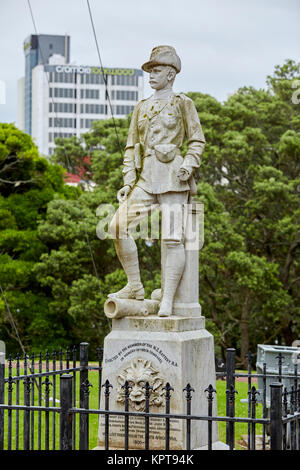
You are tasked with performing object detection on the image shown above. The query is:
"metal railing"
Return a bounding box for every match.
[0,344,299,451]
[0,343,103,450]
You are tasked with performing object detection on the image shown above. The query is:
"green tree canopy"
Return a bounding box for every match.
[35,59,299,365]
[0,124,77,353]
[1,60,299,365]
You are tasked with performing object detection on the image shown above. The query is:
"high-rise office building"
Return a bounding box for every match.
[21,34,70,136]
[17,34,143,156]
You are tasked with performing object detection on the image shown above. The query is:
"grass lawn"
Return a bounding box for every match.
[2,366,263,450]
[215,379,264,450]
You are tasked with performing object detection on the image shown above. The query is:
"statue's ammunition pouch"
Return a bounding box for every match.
[154,144,177,163]
[134,143,178,169]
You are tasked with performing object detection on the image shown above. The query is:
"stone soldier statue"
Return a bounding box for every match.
[109,45,205,317]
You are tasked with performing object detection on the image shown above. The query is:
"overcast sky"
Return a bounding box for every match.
[0,0,299,123]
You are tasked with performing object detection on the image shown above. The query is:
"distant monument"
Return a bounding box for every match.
[97,46,224,450]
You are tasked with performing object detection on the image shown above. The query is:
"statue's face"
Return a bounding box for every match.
[149,65,175,90]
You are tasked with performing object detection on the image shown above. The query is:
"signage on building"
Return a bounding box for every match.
[54,65,137,76]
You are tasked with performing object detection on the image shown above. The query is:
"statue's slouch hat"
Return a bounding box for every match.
[142,45,181,74]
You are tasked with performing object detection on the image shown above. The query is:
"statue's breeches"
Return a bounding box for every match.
[109,186,189,243]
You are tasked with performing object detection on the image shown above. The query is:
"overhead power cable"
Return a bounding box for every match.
[0,0,119,361]
[26,0,101,280]
[0,284,26,356]
[86,0,124,158]
[27,1,111,331]
[0,283,44,395]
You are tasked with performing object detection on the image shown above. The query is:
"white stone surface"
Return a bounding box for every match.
[104,298,159,319]
[196,441,229,450]
[112,315,205,332]
[159,199,204,318]
[97,47,221,451]
[98,316,219,450]
[108,46,205,319]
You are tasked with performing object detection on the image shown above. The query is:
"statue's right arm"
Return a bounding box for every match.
[121,102,142,190]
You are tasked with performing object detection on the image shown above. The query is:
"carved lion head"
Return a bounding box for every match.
[117,358,164,411]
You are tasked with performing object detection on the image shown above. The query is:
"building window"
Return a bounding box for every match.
[53,71,76,84]
[116,90,138,101]
[80,89,100,99]
[111,75,138,86]
[49,102,75,113]
[81,73,105,85]
[49,118,76,128]
[49,87,75,98]
[116,105,134,115]
[52,132,76,140]
[80,103,105,114]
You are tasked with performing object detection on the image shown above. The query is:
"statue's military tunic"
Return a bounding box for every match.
[122,93,205,195]
[112,92,206,242]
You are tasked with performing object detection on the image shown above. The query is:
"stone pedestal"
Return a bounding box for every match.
[97,315,220,450]
[96,197,226,450]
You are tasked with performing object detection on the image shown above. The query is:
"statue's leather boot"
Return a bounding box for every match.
[158,242,185,317]
[108,283,145,300]
[157,298,173,317]
[111,237,144,299]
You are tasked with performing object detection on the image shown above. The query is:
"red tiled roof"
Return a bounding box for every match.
[63,156,92,184]
[64,173,81,183]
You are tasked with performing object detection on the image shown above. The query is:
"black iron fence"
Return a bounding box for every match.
[0,343,103,450]
[0,344,299,451]
[223,348,300,450]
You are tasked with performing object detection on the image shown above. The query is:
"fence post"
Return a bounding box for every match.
[270,383,283,450]
[0,351,4,450]
[23,375,31,450]
[103,379,113,450]
[183,383,194,451]
[97,346,103,409]
[60,374,73,450]
[122,381,131,451]
[205,384,216,451]
[226,348,235,447]
[79,342,89,450]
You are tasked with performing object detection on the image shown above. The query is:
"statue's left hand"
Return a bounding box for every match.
[177,167,191,181]
[117,185,131,202]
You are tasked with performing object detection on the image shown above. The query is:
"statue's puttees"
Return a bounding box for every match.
[108,46,205,317]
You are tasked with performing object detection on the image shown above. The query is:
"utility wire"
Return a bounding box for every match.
[0,0,115,369]
[0,284,25,356]
[27,1,112,333]
[0,283,44,395]
[86,0,124,158]
[27,0,76,154]
[26,0,102,282]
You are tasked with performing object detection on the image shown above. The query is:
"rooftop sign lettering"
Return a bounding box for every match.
[55,65,136,76]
